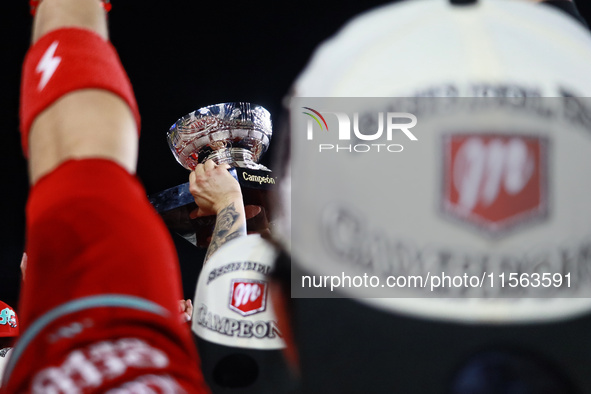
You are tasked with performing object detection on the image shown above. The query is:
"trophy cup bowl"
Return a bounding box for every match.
[149,102,276,247]
[167,102,272,171]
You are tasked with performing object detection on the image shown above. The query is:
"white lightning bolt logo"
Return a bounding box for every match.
[36,41,62,91]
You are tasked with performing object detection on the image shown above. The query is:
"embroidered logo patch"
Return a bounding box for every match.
[442,134,548,236]
[0,308,17,328]
[229,279,268,317]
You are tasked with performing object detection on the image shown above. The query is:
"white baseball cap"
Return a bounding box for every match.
[192,234,284,350]
[275,0,591,324]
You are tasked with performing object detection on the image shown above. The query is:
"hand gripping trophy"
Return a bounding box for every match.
[149,102,276,247]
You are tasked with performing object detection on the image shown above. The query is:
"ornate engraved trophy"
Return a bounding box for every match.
[149,102,276,247]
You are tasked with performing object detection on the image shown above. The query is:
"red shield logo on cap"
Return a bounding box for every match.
[442,134,548,236]
[229,279,267,316]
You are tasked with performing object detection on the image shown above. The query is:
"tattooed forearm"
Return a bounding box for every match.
[204,202,246,262]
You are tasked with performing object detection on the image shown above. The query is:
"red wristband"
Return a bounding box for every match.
[20,27,140,156]
[29,0,111,15]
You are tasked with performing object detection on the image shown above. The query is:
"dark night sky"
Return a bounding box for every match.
[2,0,591,310]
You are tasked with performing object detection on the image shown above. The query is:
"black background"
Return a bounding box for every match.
[1,0,591,312]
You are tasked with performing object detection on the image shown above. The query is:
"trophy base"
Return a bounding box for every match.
[149,167,277,248]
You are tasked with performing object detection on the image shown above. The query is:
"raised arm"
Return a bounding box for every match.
[7,1,208,391]
[189,160,247,262]
[25,0,139,185]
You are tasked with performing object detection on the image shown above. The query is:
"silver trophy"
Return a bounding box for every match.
[167,102,272,171]
[149,102,276,247]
